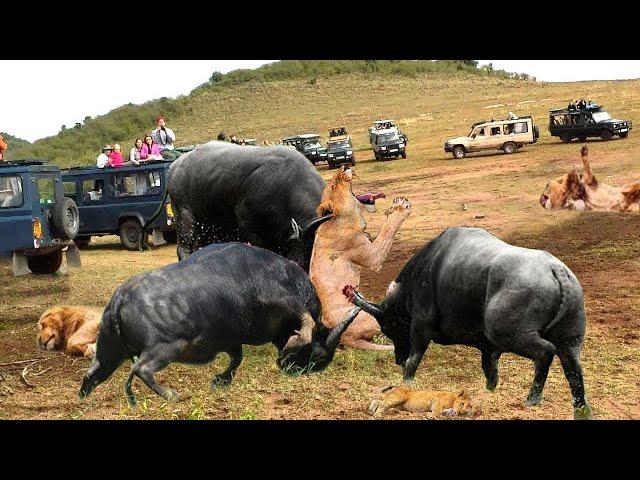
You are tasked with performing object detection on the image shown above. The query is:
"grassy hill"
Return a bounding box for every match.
[0,132,31,157]
[5,60,533,168]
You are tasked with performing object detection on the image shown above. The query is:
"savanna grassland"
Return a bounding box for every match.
[1,71,639,420]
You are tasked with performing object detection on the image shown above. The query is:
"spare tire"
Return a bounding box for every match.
[51,197,79,240]
[533,125,540,140]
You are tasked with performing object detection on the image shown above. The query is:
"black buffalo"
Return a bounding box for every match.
[79,242,361,406]
[345,227,592,419]
[165,142,327,271]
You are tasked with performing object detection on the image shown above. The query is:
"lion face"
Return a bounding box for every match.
[453,391,474,416]
[36,308,66,351]
[317,167,367,229]
[540,171,586,210]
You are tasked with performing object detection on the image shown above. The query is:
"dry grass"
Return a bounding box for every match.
[1,73,639,419]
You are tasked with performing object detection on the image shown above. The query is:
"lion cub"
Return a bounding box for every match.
[368,385,477,417]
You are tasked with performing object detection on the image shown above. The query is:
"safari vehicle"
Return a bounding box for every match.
[368,120,408,146]
[0,160,81,276]
[282,134,328,164]
[61,159,176,251]
[371,128,407,160]
[549,103,632,142]
[326,137,355,168]
[444,116,539,159]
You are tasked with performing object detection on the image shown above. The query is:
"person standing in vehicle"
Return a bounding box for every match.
[0,133,7,161]
[96,145,112,168]
[129,138,144,165]
[151,116,177,159]
[108,144,124,167]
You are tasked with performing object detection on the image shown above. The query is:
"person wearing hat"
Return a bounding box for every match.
[217,131,226,141]
[96,144,112,168]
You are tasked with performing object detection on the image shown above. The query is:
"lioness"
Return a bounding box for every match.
[309,167,411,350]
[37,306,103,358]
[540,145,640,211]
[368,385,478,417]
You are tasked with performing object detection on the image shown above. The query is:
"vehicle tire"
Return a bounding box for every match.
[452,146,466,159]
[120,219,144,251]
[401,151,407,159]
[51,197,80,240]
[327,161,336,169]
[578,136,587,142]
[560,134,572,143]
[163,230,178,244]
[600,130,612,141]
[74,235,91,249]
[503,142,516,154]
[619,132,629,139]
[27,250,63,274]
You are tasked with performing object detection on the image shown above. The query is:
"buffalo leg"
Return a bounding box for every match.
[131,341,185,402]
[175,206,196,261]
[481,348,502,392]
[403,329,431,383]
[212,346,243,387]
[506,334,555,406]
[557,345,592,419]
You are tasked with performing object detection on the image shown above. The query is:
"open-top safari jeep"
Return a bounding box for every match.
[0,160,81,276]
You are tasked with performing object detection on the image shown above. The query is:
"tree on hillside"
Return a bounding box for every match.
[460,60,479,68]
[210,71,223,84]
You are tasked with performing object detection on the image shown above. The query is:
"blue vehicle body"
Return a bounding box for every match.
[60,159,175,249]
[1,160,81,275]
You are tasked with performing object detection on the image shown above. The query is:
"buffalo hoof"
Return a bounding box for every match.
[485,380,498,392]
[525,394,542,407]
[402,377,415,386]
[574,404,593,420]
[211,374,233,389]
[162,388,181,402]
[126,393,138,408]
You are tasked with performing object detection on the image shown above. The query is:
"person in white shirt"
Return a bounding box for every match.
[96,145,112,168]
[151,116,177,159]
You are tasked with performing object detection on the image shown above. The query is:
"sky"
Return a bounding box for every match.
[2,60,640,143]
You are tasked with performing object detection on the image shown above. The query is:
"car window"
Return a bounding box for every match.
[37,177,56,204]
[552,115,566,125]
[111,171,162,197]
[83,179,104,202]
[490,126,502,136]
[569,114,580,125]
[592,111,612,122]
[0,176,24,208]
[474,127,486,137]
[63,181,76,199]
[513,122,529,134]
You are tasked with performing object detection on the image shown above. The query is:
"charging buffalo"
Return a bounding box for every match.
[79,242,360,406]
[163,142,327,271]
[344,227,592,419]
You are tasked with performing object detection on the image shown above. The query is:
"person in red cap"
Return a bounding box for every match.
[0,134,8,161]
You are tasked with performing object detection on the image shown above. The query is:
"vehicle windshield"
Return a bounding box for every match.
[377,133,400,144]
[303,142,323,150]
[591,111,612,122]
[329,141,351,151]
[0,176,24,208]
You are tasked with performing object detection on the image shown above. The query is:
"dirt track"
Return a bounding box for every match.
[1,134,639,420]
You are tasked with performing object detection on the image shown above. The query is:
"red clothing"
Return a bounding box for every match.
[141,142,161,159]
[108,151,124,167]
[0,134,7,160]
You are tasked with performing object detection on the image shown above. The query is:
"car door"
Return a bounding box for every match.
[469,127,488,152]
[488,125,503,148]
[0,173,32,252]
[78,176,111,233]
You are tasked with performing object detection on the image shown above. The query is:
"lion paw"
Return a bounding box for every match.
[84,343,97,358]
[386,197,411,217]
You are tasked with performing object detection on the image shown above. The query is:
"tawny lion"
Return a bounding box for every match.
[309,167,411,350]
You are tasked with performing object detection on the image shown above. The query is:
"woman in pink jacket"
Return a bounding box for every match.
[141,135,163,161]
[108,144,124,167]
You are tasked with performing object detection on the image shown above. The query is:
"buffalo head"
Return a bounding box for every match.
[277,306,361,374]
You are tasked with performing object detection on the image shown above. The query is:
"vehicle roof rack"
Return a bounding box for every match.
[0,159,46,168]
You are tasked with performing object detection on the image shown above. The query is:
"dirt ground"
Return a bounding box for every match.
[2,121,640,420]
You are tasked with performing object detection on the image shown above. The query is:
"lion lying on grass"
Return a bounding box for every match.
[368,385,480,417]
[36,306,103,358]
[540,145,640,211]
[309,167,411,350]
